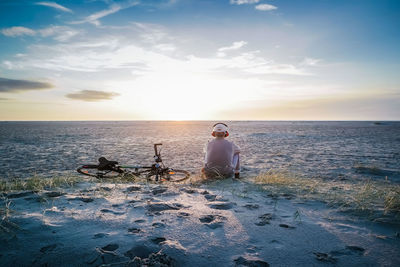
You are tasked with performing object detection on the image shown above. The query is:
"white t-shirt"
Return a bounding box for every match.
[204,138,240,174]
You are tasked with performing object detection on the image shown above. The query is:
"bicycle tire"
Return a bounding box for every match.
[77,164,123,179]
[164,169,190,182]
[145,169,190,182]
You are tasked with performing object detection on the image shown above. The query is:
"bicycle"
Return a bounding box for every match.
[77,143,190,182]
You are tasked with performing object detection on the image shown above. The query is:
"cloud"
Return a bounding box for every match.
[35,2,73,13]
[3,24,309,77]
[1,27,36,37]
[218,41,248,52]
[0,77,54,93]
[255,4,277,11]
[154,43,176,52]
[230,0,260,5]
[39,26,81,41]
[71,1,139,26]
[300,57,321,66]
[1,25,80,41]
[66,90,120,102]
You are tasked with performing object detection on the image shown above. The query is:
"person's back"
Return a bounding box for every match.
[202,123,240,178]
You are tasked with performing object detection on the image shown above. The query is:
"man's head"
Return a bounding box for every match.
[212,123,229,138]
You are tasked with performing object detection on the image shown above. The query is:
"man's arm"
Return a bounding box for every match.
[232,143,240,178]
[202,141,209,173]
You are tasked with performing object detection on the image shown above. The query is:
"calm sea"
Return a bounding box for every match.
[0,121,399,182]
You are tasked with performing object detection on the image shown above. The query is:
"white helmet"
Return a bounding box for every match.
[212,122,229,137]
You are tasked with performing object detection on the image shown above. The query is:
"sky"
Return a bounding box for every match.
[0,0,399,121]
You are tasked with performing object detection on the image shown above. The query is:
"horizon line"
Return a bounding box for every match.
[1,119,399,122]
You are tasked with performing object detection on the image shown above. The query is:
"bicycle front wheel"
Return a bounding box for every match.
[77,165,122,179]
[162,169,190,182]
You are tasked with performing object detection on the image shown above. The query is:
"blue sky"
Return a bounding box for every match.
[0,0,399,120]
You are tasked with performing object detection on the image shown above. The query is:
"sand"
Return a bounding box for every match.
[1,179,400,266]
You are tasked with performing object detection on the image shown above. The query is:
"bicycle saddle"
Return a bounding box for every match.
[98,157,118,170]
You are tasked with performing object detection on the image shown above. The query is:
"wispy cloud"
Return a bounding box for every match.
[35,2,73,13]
[230,0,260,5]
[1,27,36,37]
[217,41,248,57]
[255,4,277,11]
[71,1,139,26]
[66,90,120,102]
[0,77,54,93]
[300,57,321,66]
[38,26,81,42]
[218,41,248,52]
[1,25,81,42]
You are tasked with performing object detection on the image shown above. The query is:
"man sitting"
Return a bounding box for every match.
[202,123,240,178]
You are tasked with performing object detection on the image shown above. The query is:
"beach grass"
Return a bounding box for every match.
[0,175,82,193]
[255,170,400,220]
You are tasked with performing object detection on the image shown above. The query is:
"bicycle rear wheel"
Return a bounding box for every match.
[77,165,123,179]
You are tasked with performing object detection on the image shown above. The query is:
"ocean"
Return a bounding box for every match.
[0,121,399,182]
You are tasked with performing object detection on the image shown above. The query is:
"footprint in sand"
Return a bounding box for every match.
[128,227,141,234]
[199,215,222,223]
[100,209,125,215]
[177,212,190,217]
[234,256,269,267]
[75,197,94,203]
[181,188,197,194]
[44,191,66,198]
[124,245,157,259]
[100,186,112,192]
[146,202,183,213]
[243,204,260,210]
[279,223,295,229]
[152,222,165,228]
[199,215,226,229]
[208,202,234,210]
[152,187,168,195]
[255,214,273,226]
[204,194,217,201]
[93,233,109,239]
[7,191,35,199]
[313,252,337,263]
[346,245,365,255]
[125,185,141,192]
[101,243,119,252]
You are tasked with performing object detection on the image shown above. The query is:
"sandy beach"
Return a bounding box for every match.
[1,177,399,267]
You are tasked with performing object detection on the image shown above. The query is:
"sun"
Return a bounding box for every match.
[111,71,251,120]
